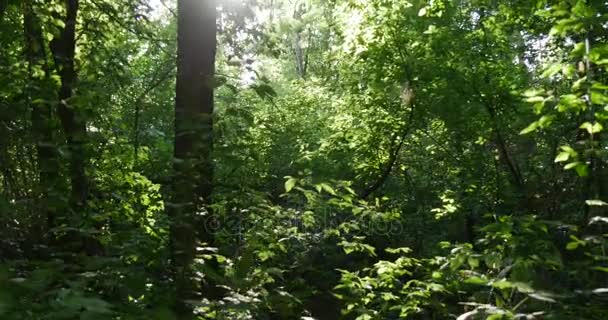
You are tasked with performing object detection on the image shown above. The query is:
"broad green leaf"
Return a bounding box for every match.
[541,63,563,78]
[554,152,569,163]
[467,256,480,269]
[560,145,577,155]
[492,280,512,289]
[592,266,608,272]
[464,276,487,285]
[528,292,556,303]
[585,200,608,206]
[564,161,581,170]
[579,122,602,134]
[320,183,337,195]
[589,216,608,224]
[591,91,608,105]
[284,177,297,192]
[520,121,539,134]
[575,163,589,177]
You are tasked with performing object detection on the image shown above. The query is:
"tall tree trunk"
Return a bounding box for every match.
[294,31,306,78]
[172,0,217,316]
[48,0,102,256]
[23,0,63,239]
[49,0,88,213]
[292,1,306,78]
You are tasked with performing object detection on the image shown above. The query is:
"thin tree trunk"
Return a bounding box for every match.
[23,0,62,236]
[172,0,218,316]
[49,0,88,213]
[294,31,305,78]
[48,0,102,256]
[292,1,306,78]
[484,103,526,199]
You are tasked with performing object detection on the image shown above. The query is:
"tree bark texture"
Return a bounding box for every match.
[171,0,218,316]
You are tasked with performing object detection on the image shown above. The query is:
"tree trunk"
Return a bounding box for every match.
[0,0,8,22]
[292,2,306,78]
[23,0,63,238]
[172,0,217,316]
[49,0,88,213]
[294,31,306,78]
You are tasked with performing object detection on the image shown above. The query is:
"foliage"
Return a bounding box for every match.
[0,0,607,319]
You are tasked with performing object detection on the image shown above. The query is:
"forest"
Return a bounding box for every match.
[0,0,607,319]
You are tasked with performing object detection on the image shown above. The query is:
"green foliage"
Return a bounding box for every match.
[1,0,608,319]
[335,214,608,319]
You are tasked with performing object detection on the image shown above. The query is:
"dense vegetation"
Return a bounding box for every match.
[1,0,607,319]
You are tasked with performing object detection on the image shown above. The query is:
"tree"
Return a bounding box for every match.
[171,0,218,316]
[23,0,61,237]
[2,0,608,319]
[49,0,90,224]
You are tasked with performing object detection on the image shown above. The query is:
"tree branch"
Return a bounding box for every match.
[359,103,416,199]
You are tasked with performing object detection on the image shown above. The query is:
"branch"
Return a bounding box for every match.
[359,103,416,199]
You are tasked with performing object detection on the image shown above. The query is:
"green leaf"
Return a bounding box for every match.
[252,83,277,101]
[528,292,556,303]
[541,63,563,78]
[284,177,297,192]
[585,200,608,206]
[525,96,545,103]
[492,280,512,289]
[589,216,608,224]
[467,256,480,269]
[320,183,337,195]
[566,241,579,250]
[464,276,487,285]
[385,247,412,254]
[575,163,589,177]
[524,89,545,97]
[561,145,577,155]
[513,282,534,293]
[580,122,603,134]
[591,91,608,105]
[564,161,581,170]
[520,121,539,135]
[554,152,570,163]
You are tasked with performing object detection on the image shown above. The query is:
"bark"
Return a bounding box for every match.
[0,0,7,22]
[292,2,306,78]
[49,0,88,212]
[172,0,218,315]
[23,0,62,234]
[294,31,306,78]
